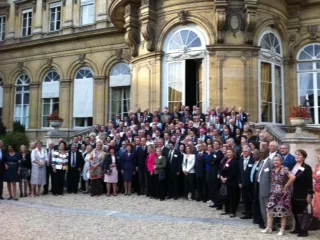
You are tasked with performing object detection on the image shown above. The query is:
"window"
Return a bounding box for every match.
[109,63,131,119]
[168,29,202,52]
[22,9,32,37]
[74,67,93,127]
[15,74,30,128]
[297,44,320,125]
[42,71,60,127]
[0,78,3,122]
[49,2,61,32]
[81,0,94,25]
[0,16,5,41]
[258,31,284,124]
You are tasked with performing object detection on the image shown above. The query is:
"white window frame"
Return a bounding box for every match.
[49,2,62,32]
[161,24,209,112]
[21,9,32,37]
[109,87,131,120]
[297,43,320,125]
[258,30,285,125]
[80,0,95,26]
[42,98,60,128]
[14,74,30,128]
[0,15,6,41]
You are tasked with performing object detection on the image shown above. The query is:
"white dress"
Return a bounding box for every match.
[31,148,48,185]
[82,153,91,181]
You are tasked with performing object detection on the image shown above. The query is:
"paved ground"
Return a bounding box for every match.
[0,190,319,240]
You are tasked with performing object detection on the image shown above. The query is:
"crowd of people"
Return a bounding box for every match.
[0,105,320,237]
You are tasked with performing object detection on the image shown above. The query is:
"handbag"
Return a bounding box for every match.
[219,183,228,200]
[297,204,314,232]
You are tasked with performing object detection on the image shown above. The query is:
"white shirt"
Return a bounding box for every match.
[182,154,195,173]
[243,157,249,170]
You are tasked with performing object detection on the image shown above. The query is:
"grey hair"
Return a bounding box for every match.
[273,154,283,162]
[71,143,78,148]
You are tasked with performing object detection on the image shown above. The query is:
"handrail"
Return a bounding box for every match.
[69,126,96,139]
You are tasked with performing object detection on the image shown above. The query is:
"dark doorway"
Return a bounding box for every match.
[185,59,202,108]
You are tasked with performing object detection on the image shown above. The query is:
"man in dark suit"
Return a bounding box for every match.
[209,140,224,209]
[67,144,84,194]
[43,142,55,195]
[238,107,248,123]
[238,146,255,219]
[250,149,263,225]
[195,144,207,202]
[135,137,148,195]
[166,141,181,200]
[235,114,244,130]
[280,144,296,170]
[0,140,5,200]
[227,119,238,137]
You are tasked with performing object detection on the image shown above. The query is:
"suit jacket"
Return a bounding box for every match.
[282,153,296,170]
[167,149,181,174]
[67,151,84,170]
[239,112,248,122]
[238,155,255,187]
[258,157,274,197]
[103,154,120,172]
[154,156,167,175]
[120,151,136,171]
[211,150,224,175]
[292,162,313,200]
[161,146,170,160]
[135,146,148,171]
[195,152,207,178]
[219,158,239,187]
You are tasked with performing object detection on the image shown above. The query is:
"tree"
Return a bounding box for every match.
[2,132,29,152]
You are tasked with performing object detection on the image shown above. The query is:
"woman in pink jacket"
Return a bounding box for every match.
[146,145,157,198]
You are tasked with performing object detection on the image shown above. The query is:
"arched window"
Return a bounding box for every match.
[258,31,284,124]
[0,77,3,122]
[297,44,320,124]
[162,25,208,112]
[15,74,30,128]
[73,67,93,127]
[109,63,131,120]
[42,70,60,127]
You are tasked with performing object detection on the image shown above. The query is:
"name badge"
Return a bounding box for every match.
[174,154,178,157]
[317,171,320,175]
[214,154,217,158]
[299,167,305,171]
[264,168,270,172]
[248,164,253,167]
[256,167,259,171]
[226,164,229,167]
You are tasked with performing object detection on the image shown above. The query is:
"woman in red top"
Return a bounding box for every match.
[146,145,156,198]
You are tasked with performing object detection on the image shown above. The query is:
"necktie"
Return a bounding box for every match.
[49,150,52,166]
[169,151,173,163]
[72,152,76,167]
[244,158,248,170]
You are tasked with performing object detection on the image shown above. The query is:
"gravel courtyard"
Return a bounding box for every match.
[0,191,319,240]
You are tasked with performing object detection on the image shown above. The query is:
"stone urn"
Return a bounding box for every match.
[289,118,306,133]
[49,120,63,130]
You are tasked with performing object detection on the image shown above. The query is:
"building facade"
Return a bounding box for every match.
[0,0,319,141]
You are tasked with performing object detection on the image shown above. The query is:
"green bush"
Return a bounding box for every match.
[0,121,6,137]
[13,120,25,133]
[2,132,29,152]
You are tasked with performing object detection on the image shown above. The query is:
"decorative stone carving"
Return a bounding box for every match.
[140,0,156,52]
[17,62,24,73]
[47,57,53,67]
[124,4,139,57]
[271,16,280,29]
[284,57,296,67]
[244,0,258,44]
[178,10,188,25]
[309,25,318,40]
[259,49,283,64]
[214,0,228,44]
[79,53,86,63]
[43,0,47,11]
[62,0,66,7]
[287,30,301,67]
[165,50,206,62]
[226,8,245,38]
[115,49,123,60]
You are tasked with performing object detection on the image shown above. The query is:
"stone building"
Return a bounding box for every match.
[0,0,319,141]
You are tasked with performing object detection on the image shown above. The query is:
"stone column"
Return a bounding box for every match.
[94,76,106,125]
[60,79,72,129]
[32,0,43,36]
[63,0,74,34]
[29,83,40,129]
[5,1,15,42]
[104,76,109,125]
[2,84,13,130]
[96,0,108,29]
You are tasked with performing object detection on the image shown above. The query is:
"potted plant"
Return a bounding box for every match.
[288,106,310,133]
[47,112,64,129]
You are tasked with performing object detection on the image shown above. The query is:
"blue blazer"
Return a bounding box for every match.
[120,151,136,171]
[282,153,296,170]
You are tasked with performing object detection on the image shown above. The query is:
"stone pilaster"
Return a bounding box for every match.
[94,76,106,125]
[32,0,43,36]
[140,0,156,53]
[96,0,108,29]
[2,84,13,130]
[63,0,74,34]
[60,79,72,129]
[5,1,15,41]
[29,82,40,129]
[124,4,139,57]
